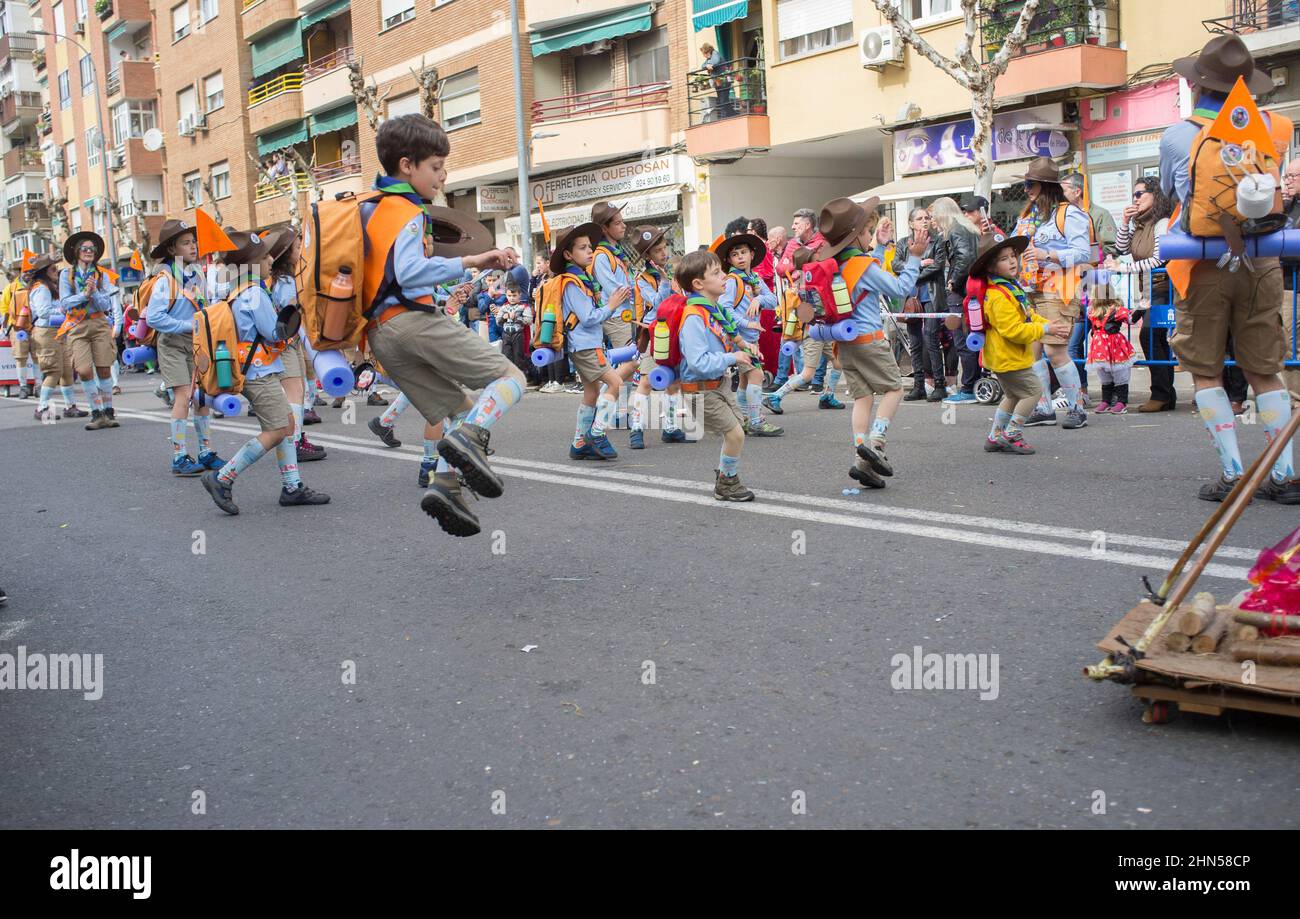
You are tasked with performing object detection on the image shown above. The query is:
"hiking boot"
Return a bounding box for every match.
[994,432,1036,455]
[570,437,600,460]
[1024,409,1057,427]
[1062,408,1088,430]
[587,433,618,460]
[201,470,239,516]
[438,422,505,497]
[367,391,389,406]
[629,429,645,449]
[103,407,120,428]
[155,384,172,407]
[18,384,31,399]
[1198,475,1242,503]
[747,418,785,436]
[1256,477,1300,505]
[421,473,481,537]
[927,385,948,402]
[1138,399,1173,413]
[855,440,894,477]
[903,384,928,402]
[302,408,322,425]
[714,471,755,502]
[171,454,205,477]
[63,404,87,418]
[279,483,331,506]
[418,458,438,488]
[849,459,886,489]
[368,415,401,448]
[85,410,112,431]
[762,394,784,415]
[331,397,345,408]
[198,450,226,470]
[819,394,845,409]
[662,427,687,443]
[112,385,122,396]
[295,435,326,461]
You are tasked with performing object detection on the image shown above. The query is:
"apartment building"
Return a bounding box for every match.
[1,0,52,265]
[36,0,163,270]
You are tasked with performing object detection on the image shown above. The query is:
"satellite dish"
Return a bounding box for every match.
[142,128,164,152]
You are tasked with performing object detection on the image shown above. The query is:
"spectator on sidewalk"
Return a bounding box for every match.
[775,208,826,277]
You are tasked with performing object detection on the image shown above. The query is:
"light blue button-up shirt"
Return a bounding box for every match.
[845,253,921,333]
[634,270,673,326]
[592,242,631,309]
[678,300,740,382]
[560,271,610,352]
[28,283,61,326]
[232,281,284,379]
[146,263,207,335]
[59,266,118,315]
[718,271,776,344]
[371,212,465,310]
[1032,204,1093,269]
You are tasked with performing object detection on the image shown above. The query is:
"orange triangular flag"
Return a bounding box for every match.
[129,249,144,272]
[708,234,725,253]
[20,249,35,271]
[195,208,236,256]
[101,267,120,283]
[533,188,551,246]
[1206,76,1276,158]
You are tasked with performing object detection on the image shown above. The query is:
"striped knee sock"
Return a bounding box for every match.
[274,438,302,490]
[745,383,762,424]
[591,394,618,437]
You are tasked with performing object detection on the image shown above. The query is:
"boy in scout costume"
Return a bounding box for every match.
[25,253,84,420]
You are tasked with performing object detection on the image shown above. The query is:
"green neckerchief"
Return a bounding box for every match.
[566,264,601,297]
[167,259,206,307]
[597,240,631,269]
[688,294,740,338]
[728,266,760,288]
[990,277,1034,318]
[836,246,868,263]
[642,263,665,285]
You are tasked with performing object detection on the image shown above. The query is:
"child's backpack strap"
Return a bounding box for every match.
[840,255,880,310]
[359,192,435,317]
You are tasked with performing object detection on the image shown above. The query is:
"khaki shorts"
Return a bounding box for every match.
[689,383,742,436]
[637,349,657,377]
[157,331,194,387]
[801,335,834,368]
[241,372,291,433]
[994,366,1041,404]
[280,337,306,380]
[1031,293,1079,347]
[838,337,903,399]
[11,331,30,365]
[603,315,634,349]
[32,326,72,385]
[368,308,513,426]
[65,312,115,370]
[571,347,610,385]
[1171,259,1286,378]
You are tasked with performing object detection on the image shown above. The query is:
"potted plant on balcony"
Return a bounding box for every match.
[1085,0,1107,45]
[95,0,112,20]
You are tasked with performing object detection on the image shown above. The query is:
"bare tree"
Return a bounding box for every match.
[347,56,392,131]
[48,195,71,246]
[872,0,1041,201]
[200,175,225,228]
[247,151,302,230]
[411,58,439,120]
[286,146,324,202]
[132,194,153,267]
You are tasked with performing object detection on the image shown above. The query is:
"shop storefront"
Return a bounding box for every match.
[1080,78,1181,228]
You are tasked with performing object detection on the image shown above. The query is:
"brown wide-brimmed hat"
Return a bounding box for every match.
[425,206,494,258]
[631,225,669,257]
[221,230,272,267]
[63,231,105,266]
[591,201,626,227]
[712,231,767,268]
[815,196,879,261]
[551,222,604,275]
[264,225,298,264]
[969,232,1031,280]
[23,252,59,280]
[150,218,197,259]
[1018,156,1062,185]
[1173,34,1273,96]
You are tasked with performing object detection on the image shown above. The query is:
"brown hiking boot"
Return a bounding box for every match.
[103,407,120,428]
[714,470,755,502]
[438,422,503,499]
[84,410,112,431]
[421,472,481,536]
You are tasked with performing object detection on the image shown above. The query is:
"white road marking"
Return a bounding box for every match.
[88,405,1252,581]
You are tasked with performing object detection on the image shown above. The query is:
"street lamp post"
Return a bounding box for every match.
[32,30,117,269]
[509,0,531,271]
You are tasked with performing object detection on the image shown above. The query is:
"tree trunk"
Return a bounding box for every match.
[970,85,995,203]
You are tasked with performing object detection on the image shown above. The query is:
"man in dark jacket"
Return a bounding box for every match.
[940,218,981,403]
[894,207,947,401]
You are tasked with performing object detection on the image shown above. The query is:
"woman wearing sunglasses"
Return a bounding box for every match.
[58,232,121,430]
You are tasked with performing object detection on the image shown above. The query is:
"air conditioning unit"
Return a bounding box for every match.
[109,151,125,170]
[177,116,194,137]
[860,25,904,71]
[74,21,86,36]
[192,112,207,130]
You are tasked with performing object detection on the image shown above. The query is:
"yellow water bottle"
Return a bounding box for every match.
[653,319,671,363]
[831,275,850,317]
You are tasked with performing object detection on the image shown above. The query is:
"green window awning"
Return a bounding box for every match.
[302,0,349,30]
[309,101,357,135]
[107,22,128,42]
[529,2,653,57]
[251,21,305,79]
[257,120,308,155]
[691,0,747,31]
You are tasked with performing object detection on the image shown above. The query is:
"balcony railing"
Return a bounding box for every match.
[981,0,1120,58]
[1205,0,1300,34]
[249,72,303,106]
[1,91,44,126]
[0,33,38,59]
[311,156,361,184]
[3,147,44,174]
[106,67,121,97]
[687,57,766,128]
[532,81,669,124]
[255,171,311,201]
[304,46,354,80]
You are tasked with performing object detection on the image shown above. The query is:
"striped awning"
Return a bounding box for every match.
[530,3,653,57]
[251,21,305,79]
[302,0,349,30]
[691,0,747,32]
[309,101,358,135]
[257,120,308,155]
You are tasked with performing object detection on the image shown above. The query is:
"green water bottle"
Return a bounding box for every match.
[214,341,234,389]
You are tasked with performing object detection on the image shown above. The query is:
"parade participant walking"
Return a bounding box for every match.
[627,225,684,448]
[1013,157,1092,429]
[717,230,786,432]
[58,232,121,430]
[1160,34,1297,503]
[266,226,325,462]
[144,218,224,474]
[1,265,34,398]
[814,197,924,490]
[591,202,637,391]
[1110,176,1177,412]
[25,253,84,421]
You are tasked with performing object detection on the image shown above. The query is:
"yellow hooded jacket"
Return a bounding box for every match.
[981,281,1051,374]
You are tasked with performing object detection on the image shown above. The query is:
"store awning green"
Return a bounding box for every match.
[257,120,308,155]
[309,101,357,135]
[302,0,349,30]
[107,22,128,42]
[529,2,653,57]
[251,21,305,79]
[691,0,747,31]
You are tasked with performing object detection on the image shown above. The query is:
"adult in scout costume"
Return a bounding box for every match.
[591,201,641,389]
[2,256,33,398]
[1160,34,1297,504]
[57,231,121,430]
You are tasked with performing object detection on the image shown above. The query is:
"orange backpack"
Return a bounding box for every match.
[10,286,31,332]
[530,274,584,349]
[1183,98,1291,238]
[192,282,279,396]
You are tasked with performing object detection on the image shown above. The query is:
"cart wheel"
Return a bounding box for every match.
[1142,701,1172,724]
[762,369,773,388]
[973,377,1002,404]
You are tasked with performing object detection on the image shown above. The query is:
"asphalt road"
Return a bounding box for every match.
[1,370,1297,829]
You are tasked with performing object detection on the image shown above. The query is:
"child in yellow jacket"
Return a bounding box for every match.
[969,234,1071,455]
